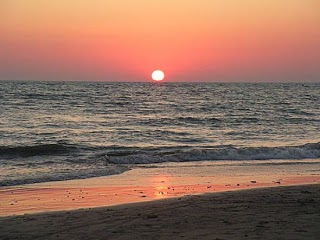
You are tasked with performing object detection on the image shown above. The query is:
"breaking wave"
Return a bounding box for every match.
[1,142,319,186]
[1,142,320,164]
[102,142,320,164]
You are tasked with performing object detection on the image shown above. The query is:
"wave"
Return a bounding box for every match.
[102,142,320,164]
[0,143,81,157]
[1,142,319,186]
[1,142,320,163]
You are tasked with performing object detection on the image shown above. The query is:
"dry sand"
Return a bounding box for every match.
[0,184,319,240]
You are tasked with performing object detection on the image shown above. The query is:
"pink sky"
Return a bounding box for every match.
[1,0,320,82]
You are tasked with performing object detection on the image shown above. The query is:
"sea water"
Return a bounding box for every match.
[0,81,319,186]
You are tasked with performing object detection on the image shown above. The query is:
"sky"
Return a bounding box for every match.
[1,0,320,82]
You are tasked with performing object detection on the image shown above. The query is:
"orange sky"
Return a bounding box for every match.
[1,0,320,82]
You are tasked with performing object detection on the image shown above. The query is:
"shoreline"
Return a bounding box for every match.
[1,184,319,240]
[1,163,319,216]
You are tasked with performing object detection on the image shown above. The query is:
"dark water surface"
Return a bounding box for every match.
[1,81,319,186]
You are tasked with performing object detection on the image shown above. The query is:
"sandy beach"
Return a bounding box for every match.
[0,184,319,240]
[1,159,319,216]
[0,160,320,239]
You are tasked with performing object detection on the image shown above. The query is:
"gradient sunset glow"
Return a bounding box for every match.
[1,0,319,82]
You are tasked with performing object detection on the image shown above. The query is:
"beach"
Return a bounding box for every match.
[1,159,319,216]
[0,184,319,240]
[0,160,320,239]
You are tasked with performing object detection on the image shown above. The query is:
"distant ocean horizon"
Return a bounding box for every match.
[1,81,319,186]
[1,80,320,83]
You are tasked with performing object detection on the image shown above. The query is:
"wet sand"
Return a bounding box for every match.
[0,184,319,240]
[1,159,319,216]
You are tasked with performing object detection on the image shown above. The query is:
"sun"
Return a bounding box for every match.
[151,70,165,81]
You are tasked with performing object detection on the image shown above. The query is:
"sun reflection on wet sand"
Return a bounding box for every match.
[151,175,171,198]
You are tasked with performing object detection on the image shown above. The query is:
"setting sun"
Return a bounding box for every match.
[151,70,165,81]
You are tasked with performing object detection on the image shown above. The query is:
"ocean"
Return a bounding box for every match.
[0,81,319,186]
